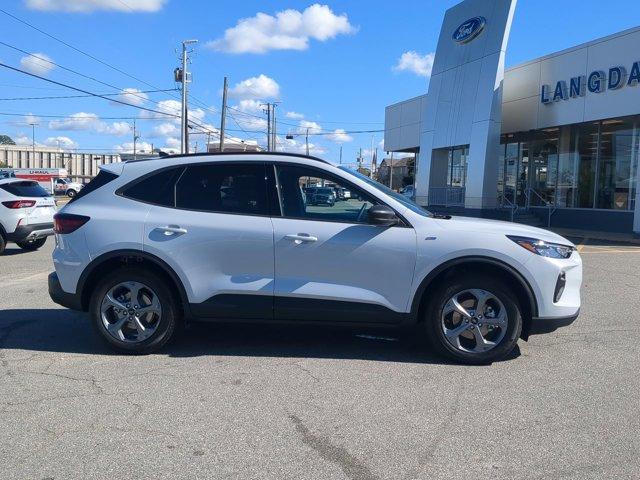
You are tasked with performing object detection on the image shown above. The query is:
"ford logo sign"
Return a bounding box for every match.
[452,16,486,44]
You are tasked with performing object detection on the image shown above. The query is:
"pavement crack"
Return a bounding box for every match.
[289,414,379,480]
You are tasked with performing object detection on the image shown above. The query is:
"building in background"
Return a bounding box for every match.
[376,157,415,190]
[385,0,640,234]
[0,145,120,181]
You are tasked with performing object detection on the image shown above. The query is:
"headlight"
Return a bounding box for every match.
[507,235,574,259]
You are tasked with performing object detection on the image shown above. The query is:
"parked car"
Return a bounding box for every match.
[53,177,84,197]
[0,178,56,254]
[304,186,336,206]
[0,169,16,179]
[400,185,415,199]
[48,153,582,364]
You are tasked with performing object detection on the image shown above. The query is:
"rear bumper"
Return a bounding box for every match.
[7,223,54,242]
[48,272,83,311]
[527,310,579,337]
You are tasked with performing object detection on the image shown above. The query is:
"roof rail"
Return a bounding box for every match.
[123,151,331,165]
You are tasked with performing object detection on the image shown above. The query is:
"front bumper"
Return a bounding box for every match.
[527,310,580,337]
[7,223,54,243]
[48,272,83,311]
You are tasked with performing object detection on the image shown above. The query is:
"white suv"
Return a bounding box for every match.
[0,178,56,254]
[48,153,581,364]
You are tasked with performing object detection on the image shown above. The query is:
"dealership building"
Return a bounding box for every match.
[384,0,640,233]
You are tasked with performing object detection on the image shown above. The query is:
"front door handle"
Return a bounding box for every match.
[285,233,318,244]
[158,225,188,235]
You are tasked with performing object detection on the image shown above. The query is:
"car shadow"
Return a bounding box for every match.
[0,308,520,365]
[1,247,31,256]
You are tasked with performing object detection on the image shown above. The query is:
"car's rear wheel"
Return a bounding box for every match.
[16,237,47,251]
[0,233,6,255]
[89,268,180,354]
[424,274,522,364]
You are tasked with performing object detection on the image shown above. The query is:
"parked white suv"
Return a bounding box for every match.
[54,177,83,197]
[0,178,56,254]
[48,153,581,363]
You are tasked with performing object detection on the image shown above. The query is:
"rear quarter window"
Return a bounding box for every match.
[120,167,185,207]
[68,170,119,204]
[0,181,49,197]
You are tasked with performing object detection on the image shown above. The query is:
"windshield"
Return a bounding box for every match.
[337,166,432,218]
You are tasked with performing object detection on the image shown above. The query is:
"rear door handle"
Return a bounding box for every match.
[285,233,318,244]
[158,225,188,235]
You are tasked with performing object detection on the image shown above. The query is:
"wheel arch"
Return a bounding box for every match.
[77,249,191,317]
[410,256,539,339]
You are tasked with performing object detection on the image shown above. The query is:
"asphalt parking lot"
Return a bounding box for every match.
[1,238,639,479]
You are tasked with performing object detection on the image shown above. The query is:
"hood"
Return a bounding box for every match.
[417,214,574,247]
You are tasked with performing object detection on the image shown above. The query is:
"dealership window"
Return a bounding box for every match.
[596,118,638,210]
[446,146,469,187]
[500,115,639,210]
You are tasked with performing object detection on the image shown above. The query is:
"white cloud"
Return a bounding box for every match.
[299,120,322,134]
[13,135,32,145]
[228,74,280,100]
[207,4,356,54]
[20,53,55,76]
[325,128,352,143]
[48,112,130,136]
[139,99,205,124]
[393,51,435,77]
[23,113,40,125]
[44,136,78,149]
[25,0,166,13]
[114,88,148,106]
[113,141,154,154]
[150,122,179,138]
[285,111,304,120]
[230,99,268,131]
[278,135,325,155]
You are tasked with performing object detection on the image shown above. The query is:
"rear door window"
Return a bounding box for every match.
[0,181,50,197]
[175,163,269,215]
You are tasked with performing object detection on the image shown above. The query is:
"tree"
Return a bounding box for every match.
[0,135,15,145]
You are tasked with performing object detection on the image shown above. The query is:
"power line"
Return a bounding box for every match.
[0,41,172,103]
[0,62,181,119]
[0,8,169,95]
[0,88,176,102]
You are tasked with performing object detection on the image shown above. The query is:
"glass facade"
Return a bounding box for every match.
[499,116,639,210]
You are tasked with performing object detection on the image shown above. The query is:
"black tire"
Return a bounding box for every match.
[0,233,6,255]
[16,237,47,251]
[66,189,76,198]
[423,274,522,364]
[89,267,181,354]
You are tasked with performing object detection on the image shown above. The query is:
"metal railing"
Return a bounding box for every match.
[499,194,519,222]
[428,187,466,207]
[525,188,556,227]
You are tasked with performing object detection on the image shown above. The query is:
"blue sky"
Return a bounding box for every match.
[1,0,640,165]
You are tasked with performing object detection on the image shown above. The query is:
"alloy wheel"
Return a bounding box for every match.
[100,281,162,343]
[440,289,508,354]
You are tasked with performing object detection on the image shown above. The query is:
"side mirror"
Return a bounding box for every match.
[367,205,399,226]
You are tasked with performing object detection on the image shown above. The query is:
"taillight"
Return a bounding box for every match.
[2,200,36,209]
[53,213,90,234]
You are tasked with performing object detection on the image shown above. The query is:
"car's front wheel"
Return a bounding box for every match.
[89,268,180,354]
[424,274,522,364]
[66,189,76,198]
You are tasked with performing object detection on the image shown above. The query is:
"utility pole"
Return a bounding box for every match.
[305,127,310,156]
[339,146,343,164]
[389,151,394,189]
[29,122,37,159]
[132,119,140,160]
[262,103,272,151]
[206,131,211,153]
[272,103,277,152]
[219,76,228,152]
[179,39,198,155]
